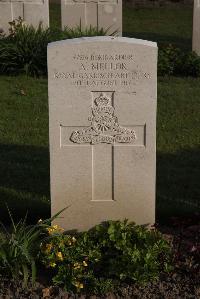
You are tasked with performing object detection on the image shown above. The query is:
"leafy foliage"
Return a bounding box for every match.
[40,220,172,294]
[63,24,117,39]
[0,207,66,287]
[0,211,43,286]
[0,18,115,76]
[158,45,181,76]
[158,44,200,77]
[0,18,52,76]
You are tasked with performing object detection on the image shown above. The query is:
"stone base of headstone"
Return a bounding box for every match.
[61,0,122,35]
[0,0,49,34]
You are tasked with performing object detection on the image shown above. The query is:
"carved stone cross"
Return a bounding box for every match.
[61,91,146,202]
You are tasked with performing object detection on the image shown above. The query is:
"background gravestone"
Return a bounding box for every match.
[0,0,49,34]
[48,36,157,231]
[61,0,122,35]
[193,0,200,55]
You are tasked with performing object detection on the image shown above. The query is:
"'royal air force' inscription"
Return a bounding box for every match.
[54,52,151,88]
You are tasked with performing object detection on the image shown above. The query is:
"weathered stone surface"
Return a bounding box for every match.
[193,0,200,55]
[0,0,49,34]
[61,0,122,35]
[48,36,157,231]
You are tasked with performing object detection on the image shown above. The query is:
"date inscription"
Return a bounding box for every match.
[53,52,151,88]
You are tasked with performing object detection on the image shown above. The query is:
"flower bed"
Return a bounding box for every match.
[0,215,199,298]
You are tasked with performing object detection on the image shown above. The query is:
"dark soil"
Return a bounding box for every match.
[0,215,199,299]
[1,273,199,299]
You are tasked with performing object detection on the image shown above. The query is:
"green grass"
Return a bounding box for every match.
[157,77,200,222]
[0,76,199,223]
[123,6,193,50]
[0,76,50,223]
[0,5,199,224]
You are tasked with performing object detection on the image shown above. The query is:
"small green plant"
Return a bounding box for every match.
[0,207,66,287]
[158,44,200,77]
[178,51,200,77]
[40,220,173,295]
[0,19,52,76]
[0,18,115,77]
[158,44,182,76]
[62,24,117,39]
[0,211,43,286]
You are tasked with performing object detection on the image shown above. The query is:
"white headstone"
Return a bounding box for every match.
[48,36,157,231]
[0,0,49,34]
[193,0,200,55]
[61,0,122,35]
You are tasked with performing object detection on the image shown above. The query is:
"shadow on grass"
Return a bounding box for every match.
[157,147,200,224]
[0,144,199,225]
[123,32,192,50]
[0,143,50,224]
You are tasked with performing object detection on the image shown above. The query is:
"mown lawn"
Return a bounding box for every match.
[0,76,50,223]
[123,6,193,49]
[157,77,200,221]
[0,5,199,223]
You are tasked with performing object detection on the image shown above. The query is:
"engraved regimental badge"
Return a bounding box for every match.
[70,93,136,145]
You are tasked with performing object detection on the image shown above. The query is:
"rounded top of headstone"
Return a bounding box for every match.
[48,36,157,49]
